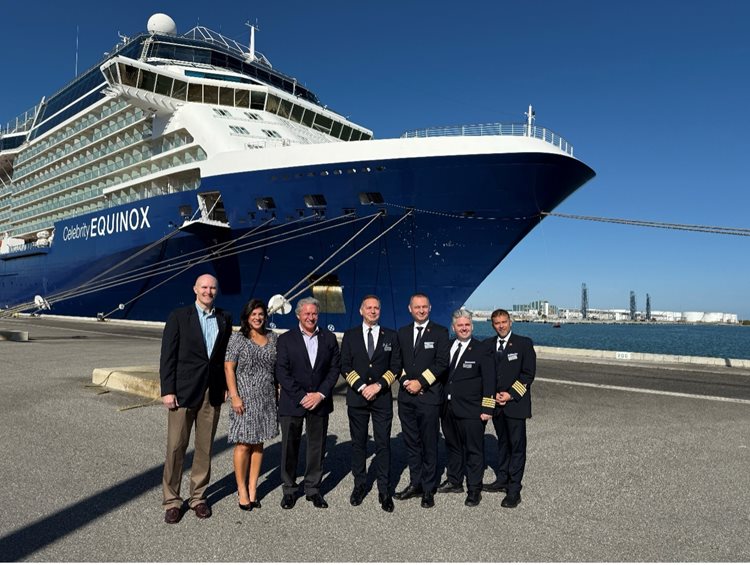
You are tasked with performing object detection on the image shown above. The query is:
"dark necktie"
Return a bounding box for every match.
[414,326,424,349]
[497,339,505,356]
[450,342,462,373]
[367,328,375,360]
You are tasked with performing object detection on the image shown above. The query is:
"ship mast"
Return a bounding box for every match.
[245,20,258,62]
[525,104,535,136]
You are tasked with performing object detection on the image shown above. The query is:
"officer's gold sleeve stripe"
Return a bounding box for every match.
[346,371,361,387]
[383,371,396,386]
[512,381,527,396]
[422,369,436,385]
[482,397,496,408]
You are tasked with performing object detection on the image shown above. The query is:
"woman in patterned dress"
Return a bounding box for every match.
[224,298,279,510]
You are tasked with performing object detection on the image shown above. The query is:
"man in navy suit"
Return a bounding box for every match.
[159,273,233,524]
[438,309,495,506]
[394,293,450,508]
[276,297,341,509]
[483,308,536,508]
[341,295,402,512]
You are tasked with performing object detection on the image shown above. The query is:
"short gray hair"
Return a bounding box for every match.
[295,296,320,316]
[451,308,473,323]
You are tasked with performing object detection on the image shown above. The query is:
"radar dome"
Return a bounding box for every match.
[147,13,177,35]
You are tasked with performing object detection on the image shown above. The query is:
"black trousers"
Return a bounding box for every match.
[441,402,486,491]
[491,412,527,495]
[348,402,393,493]
[398,397,440,493]
[280,413,329,496]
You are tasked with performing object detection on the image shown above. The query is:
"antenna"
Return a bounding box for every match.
[75,25,79,77]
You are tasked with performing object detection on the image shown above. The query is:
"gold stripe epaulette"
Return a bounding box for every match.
[345,371,361,387]
[422,369,436,385]
[511,381,527,396]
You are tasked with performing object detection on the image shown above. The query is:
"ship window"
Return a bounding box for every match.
[102,65,115,84]
[213,108,232,117]
[313,114,333,134]
[278,99,293,119]
[188,83,202,102]
[301,109,315,127]
[203,85,219,105]
[235,90,250,108]
[330,121,342,138]
[339,125,352,141]
[138,70,157,92]
[229,125,250,135]
[290,105,304,124]
[219,87,234,106]
[154,75,173,96]
[250,90,266,110]
[119,63,139,87]
[244,112,260,121]
[361,132,372,141]
[171,80,187,101]
[256,197,276,210]
[266,94,280,115]
[304,194,327,208]
[263,129,282,138]
[359,192,384,205]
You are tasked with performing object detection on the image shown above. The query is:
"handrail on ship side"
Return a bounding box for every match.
[399,123,574,156]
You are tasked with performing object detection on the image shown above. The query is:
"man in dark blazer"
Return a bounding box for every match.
[275,296,341,510]
[438,309,496,506]
[394,293,450,508]
[159,273,232,524]
[483,308,536,508]
[341,295,402,512]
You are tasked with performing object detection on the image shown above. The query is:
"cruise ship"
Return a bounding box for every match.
[0,14,595,330]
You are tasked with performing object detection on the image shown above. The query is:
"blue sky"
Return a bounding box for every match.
[2,1,749,318]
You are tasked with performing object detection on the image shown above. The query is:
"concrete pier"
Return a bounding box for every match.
[1,316,749,561]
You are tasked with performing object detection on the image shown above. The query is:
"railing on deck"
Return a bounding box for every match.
[1,105,39,136]
[400,123,574,156]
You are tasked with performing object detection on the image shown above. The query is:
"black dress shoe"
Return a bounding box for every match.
[238,502,252,511]
[483,480,508,493]
[437,480,464,494]
[394,484,423,500]
[378,492,394,513]
[164,507,182,524]
[420,493,435,508]
[280,494,297,509]
[192,502,212,519]
[350,485,366,506]
[465,491,482,507]
[306,493,329,508]
[501,493,521,508]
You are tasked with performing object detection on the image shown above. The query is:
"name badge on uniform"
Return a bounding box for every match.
[383,343,392,351]
[507,352,518,361]
[424,341,434,349]
[462,360,475,368]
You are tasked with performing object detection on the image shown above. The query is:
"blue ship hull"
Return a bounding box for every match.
[0,151,594,330]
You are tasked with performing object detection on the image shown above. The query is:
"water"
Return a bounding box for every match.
[471,321,750,360]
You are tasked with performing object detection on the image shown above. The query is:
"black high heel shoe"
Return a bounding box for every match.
[238,501,252,511]
[249,499,262,509]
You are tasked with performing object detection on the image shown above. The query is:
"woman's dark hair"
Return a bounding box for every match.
[239,299,268,338]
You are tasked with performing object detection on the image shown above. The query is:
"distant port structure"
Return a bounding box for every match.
[470,284,739,324]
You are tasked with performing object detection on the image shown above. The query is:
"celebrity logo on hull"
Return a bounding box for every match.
[62,206,151,242]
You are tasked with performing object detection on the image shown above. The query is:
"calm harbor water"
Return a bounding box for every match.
[471,321,750,361]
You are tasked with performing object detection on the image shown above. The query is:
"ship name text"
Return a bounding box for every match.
[62,206,151,242]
